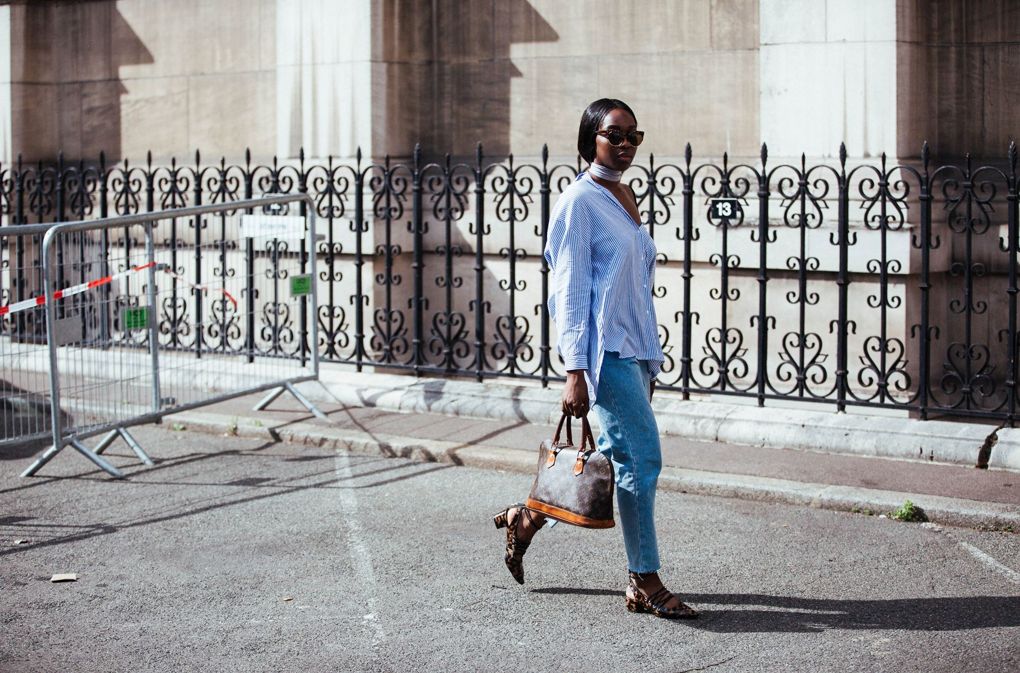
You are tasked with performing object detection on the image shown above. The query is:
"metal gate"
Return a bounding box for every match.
[21,194,324,478]
[1,223,61,450]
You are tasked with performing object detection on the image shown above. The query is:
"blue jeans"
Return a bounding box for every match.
[592,351,662,574]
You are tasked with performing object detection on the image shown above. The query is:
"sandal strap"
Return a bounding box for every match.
[522,507,545,529]
[648,587,673,605]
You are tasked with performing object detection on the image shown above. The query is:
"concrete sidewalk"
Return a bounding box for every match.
[90,383,1020,532]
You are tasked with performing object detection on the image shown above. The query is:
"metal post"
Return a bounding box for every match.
[539,144,551,387]
[245,150,256,364]
[99,152,112,346]
[298,148,309,368]
[34,228,64,474]
[193,151,204,358]
[755,144,770,406]
[353,148,366,371]
[145,220,162,414]
[1005,141,1018,425]
[680,144,694,400]
[917,143,932,420]
[835,144,850,412]
[411,143,424,375]
[473,143,487,382]
[308,196,321,380]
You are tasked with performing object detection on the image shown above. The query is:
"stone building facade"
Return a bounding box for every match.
[2,0,1017,164]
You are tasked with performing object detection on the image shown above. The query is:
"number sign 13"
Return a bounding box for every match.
[709,198,743,222]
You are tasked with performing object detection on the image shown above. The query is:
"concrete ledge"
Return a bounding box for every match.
[163,406,1020,532]
[309,369,1020,471]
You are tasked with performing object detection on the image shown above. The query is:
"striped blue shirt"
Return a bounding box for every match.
[544,171,664,402]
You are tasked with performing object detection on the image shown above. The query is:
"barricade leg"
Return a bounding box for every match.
[23,438,126,479]
[68,439,125,478]
[20,443,62,477]
[92,429,119,454]
[253,383,328,421]
[93,427,154,466]
[253,386,286,411]
[117,427,154,465]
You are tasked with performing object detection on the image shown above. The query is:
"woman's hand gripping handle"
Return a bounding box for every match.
[562,370,590,418]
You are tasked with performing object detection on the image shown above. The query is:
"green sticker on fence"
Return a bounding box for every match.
[290,274,312,297]
[122,306,150,331]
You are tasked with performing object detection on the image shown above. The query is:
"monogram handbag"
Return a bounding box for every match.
[525,414,615,529]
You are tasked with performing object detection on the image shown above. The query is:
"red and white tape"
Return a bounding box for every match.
[158,267,239,311]
[0,262,238,317]
[0,262,158,317]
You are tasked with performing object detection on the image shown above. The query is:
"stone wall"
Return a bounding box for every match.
[5,0,1018,166]
[917,0,1020,158]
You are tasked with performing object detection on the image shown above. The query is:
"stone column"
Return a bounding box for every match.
[0,4,11,165]
[275,0,373,160]
[759,0,903,160]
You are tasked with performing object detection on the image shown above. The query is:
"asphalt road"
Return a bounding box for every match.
[2,425,1019,673]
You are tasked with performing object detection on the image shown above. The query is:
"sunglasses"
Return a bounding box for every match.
[596,129,645,147]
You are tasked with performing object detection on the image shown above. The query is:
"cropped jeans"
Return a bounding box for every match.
[592,351,663,574]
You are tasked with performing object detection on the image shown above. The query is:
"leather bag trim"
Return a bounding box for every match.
[525,498,615,529]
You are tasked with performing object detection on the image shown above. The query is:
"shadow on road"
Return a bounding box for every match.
[532,587,625,598]
[682,592,1020,633]
[0,447,449,557]
[530,588,1020,632]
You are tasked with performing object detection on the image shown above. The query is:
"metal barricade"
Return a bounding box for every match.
[21,194,323,478]
[0,223,61,451]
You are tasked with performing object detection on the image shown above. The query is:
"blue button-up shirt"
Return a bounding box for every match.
[544,172,664,402]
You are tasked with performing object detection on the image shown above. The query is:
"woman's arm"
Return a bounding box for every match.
[547,197,594,417]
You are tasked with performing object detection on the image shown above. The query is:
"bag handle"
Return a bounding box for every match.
[549,414,597,470]
[552,412,574,447]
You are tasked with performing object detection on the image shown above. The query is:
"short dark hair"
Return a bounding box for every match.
[576,98,637,163]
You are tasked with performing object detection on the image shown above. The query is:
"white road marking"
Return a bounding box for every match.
[923,523,1020,586]
[956,540,1020,586]
[333,451,387,648]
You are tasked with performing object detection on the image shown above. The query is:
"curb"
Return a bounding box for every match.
[306,371,1020,471]
[164,407,1020,532]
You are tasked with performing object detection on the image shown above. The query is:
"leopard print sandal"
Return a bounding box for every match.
[626,573,700,619]
[493,503,544,585]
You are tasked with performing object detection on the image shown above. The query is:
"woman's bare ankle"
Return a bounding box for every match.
[512,507,545,542]
[629,571,664,595]
[629,571,684,609]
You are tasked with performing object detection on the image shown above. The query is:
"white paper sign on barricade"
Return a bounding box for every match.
[239,214,306,240]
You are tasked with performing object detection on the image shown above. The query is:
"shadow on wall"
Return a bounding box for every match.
[11,1,152,163]
[368,0,560,377]
[375,0,559,161]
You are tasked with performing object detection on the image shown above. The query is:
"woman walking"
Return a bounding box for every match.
[493,98,699,619]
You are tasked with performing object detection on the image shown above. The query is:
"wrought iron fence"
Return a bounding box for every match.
[2,142,1018,423]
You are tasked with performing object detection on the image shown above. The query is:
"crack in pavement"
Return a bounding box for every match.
[677,654,738,672]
